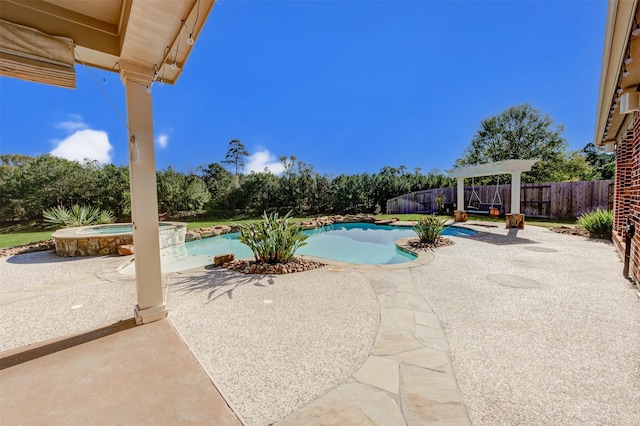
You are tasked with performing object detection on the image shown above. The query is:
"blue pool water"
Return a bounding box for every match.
[185,223,476,266]
[76,222,173,235]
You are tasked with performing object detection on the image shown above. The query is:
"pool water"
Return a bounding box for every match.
[185,223,475,266]
[76,222,174,235]
[121,223,475,274]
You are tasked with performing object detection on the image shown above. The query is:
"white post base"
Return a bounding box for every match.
[134,304,168,325]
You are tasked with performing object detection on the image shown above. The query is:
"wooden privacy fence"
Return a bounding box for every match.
[386,180,614,219]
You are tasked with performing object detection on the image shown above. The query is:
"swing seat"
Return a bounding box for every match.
[468,203,502,216]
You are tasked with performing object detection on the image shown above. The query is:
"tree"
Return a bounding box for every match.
[0,155,97,220]
[455,104,576,183]
[582,143,615,180]
[221,139,249,175]
[199,162,236,216]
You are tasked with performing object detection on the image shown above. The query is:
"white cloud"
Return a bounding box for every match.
[50,129,113,163]
[56,115,88,132]
[246,150,285,174]
[156,133,169,149]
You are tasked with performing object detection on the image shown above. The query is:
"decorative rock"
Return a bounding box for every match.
[0,240,55,257]
[185,231,202,241]
[200,229,214,238]
[214,253,235,266]
[118,244,135,256]
[224,257,326,275]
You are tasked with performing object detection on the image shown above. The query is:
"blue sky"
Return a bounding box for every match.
[0,0,607,177]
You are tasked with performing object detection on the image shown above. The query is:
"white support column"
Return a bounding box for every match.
[122,69,167,325]
[510,171,522,214]
[456,177,465,212]
[454,177,468,222]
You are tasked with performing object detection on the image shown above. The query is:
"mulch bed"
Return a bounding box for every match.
[223,257,326,275]
[0,240,55,257]
[403,237,454,251]
[550,226,590,237]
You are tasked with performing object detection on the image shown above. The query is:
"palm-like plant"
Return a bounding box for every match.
[237,211,308,263]
[43,204,114,227]
[413,214,447,244]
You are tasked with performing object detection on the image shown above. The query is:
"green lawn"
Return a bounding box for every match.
[379,213,575,229]
[0,231,54,248]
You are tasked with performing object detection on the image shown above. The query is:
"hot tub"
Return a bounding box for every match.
[51,222,187,257]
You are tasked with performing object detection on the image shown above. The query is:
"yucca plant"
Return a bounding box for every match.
[237,211,308,263]
[43,204,115,227]
[413,214,447,244]
[577,208,613,240]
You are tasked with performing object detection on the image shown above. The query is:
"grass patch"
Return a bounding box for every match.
[378,213,574,229]
[0,231,54,248]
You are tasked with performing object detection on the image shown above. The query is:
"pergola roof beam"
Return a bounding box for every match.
[446,159,539,179]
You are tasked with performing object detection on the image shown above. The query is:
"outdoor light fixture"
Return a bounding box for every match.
[186,0,200,47]
[624,66,631,77]
[633,17,640,36]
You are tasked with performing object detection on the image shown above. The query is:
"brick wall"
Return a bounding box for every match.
[612,112,640,284]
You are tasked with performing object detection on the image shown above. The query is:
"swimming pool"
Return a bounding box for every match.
[120,222,475,274]
[186,223,475,266]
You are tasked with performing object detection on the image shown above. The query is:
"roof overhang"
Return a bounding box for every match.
[594,0,639,150]
[447,159,539,179]
[0,0,215,88]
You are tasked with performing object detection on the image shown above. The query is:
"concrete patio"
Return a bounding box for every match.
[1,221,639,425]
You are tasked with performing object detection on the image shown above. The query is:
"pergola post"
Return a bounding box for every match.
[122,66,167,325]
[505,170,525,229]
[510,171,522,214]
[454,177,468,222]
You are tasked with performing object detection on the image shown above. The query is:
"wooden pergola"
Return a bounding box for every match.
[447,159,538,228]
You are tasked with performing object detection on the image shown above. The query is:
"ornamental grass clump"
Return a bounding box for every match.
[43,204,114,227]
[576,208,613,240]
[237,211,308,264]
[413,214,447,244]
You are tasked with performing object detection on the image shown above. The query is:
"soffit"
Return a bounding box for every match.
[0,0,214,86]
[595,0,639,149]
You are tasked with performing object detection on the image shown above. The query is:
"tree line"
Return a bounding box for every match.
[0,104,614,222]
[0,153,455,221]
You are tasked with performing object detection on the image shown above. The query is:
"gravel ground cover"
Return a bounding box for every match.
[166,266,379,425]
[414,223,640,425]
[0,252,136,352]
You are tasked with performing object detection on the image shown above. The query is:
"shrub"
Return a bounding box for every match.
[43,204,114,227]
[435,193,445,213]
[237,211,308,263]
[413,214,447,244]
[576,208,613,240]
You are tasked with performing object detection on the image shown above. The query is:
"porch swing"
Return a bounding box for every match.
[467,176,502,217]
